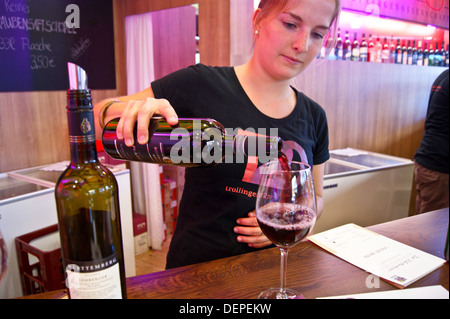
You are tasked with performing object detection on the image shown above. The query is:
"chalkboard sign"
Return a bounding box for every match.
[0,0,115,92]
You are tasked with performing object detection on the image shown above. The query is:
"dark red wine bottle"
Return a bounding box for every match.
[351,32,360,61]
[343,31,351,61]
[102,117,282,167]
[55,63,127,299]
[359,33,367,62]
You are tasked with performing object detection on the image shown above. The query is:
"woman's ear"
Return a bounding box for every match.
[252,8,262,34]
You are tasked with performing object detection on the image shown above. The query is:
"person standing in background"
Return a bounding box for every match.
[414,69,449,215]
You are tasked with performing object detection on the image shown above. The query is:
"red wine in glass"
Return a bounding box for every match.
[258,203,315,247]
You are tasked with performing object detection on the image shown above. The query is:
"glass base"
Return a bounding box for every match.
[258,288,305,299]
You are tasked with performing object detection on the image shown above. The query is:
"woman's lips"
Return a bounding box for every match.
[282,54,302,64]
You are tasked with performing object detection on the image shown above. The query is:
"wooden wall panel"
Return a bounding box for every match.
[119,0,231,68]
[294,60,446,160]
[230,0,254,66]
[122,0,197,15]
[0,90,116,173]
[151,6,197,79]
[197,0,230,66]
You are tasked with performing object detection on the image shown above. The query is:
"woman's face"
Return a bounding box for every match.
[253,0,336,81]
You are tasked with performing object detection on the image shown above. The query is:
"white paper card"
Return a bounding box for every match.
[308,223,447,288]
[318,285,449,299]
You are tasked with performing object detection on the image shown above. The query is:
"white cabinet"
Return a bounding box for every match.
[316,149,414,233]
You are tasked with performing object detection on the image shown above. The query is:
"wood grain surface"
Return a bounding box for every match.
[20,208,448,299]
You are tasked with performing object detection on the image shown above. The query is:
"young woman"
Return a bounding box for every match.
[94,0,341,269]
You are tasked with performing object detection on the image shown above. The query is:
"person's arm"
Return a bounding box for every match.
[312,162,325,219]
[93,86,178,142]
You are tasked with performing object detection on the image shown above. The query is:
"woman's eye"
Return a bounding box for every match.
[283,21,297,30]
[312,32,325,39]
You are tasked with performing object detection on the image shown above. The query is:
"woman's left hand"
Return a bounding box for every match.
[234,211,272,248]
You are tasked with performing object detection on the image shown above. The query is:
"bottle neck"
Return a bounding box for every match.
[66,89,98,165]
[69,137,98,164]
[227,135,283,158]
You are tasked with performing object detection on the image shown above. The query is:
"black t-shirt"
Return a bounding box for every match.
[151,64,329,268]
[414,69,449,174]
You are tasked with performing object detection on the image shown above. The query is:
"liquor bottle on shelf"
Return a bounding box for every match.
[102,117,282,167]
[417,40,424,66]
[381,37,390,63]
[359,33,368,62]
[351,32,359,61]
[389,36,396,63]
[368,34,375,62]
[402,40,408,65]
[434,41,442,66]
[335,28,343,60]
[423,42,429,66]
[407,40,413,65]
[375,37,382,63]
[395,38,402,64]
[343,31,351,61]
[412,40,418,65]
[440,41,446,66]
[428,43,435,66]
[55,63,127,299]
[445,44,449,67]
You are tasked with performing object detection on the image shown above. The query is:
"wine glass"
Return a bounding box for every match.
[255,160,316,299]
[0,227,7,285]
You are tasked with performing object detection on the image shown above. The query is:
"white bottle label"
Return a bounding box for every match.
[66,254,122,299]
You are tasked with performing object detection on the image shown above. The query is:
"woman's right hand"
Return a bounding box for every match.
[116,97,179,147]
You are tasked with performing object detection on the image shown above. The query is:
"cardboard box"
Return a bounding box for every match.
[161,178,178,235]
[133,213,148,255]
[162,166,185,203]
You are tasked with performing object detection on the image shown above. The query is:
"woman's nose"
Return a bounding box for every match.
[293,30,310,52]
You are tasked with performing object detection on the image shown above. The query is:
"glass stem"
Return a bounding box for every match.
[279,247,289,296]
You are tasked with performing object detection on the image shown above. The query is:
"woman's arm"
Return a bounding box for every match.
[93,86,178,142]
[312,162,325,219]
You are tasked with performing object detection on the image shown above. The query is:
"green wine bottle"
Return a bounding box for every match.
[102,117,282,167]
[54,63,127,299]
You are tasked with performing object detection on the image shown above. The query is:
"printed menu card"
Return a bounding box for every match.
[308,224,447,288]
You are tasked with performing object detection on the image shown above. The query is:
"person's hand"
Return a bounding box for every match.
[116,97,178,146]
[234,211,272,248]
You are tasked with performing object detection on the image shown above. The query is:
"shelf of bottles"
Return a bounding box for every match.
[319,10,449,67]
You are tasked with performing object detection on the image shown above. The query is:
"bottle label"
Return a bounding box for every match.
[68,110,95,143]
[65,253,123,299]
[344,51,351,59]
[360,47,367,61]
[113,138,173,164]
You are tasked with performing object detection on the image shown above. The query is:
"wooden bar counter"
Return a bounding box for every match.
[20,208,449,299]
